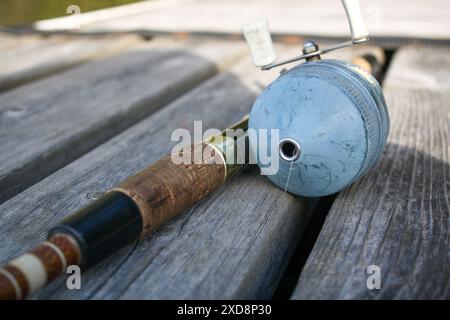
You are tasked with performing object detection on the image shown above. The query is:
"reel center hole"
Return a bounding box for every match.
[279,139,301,162]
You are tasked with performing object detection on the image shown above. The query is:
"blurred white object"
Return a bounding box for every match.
[242,0,370,70]
[342,0,369,43]
[242,19,277,67]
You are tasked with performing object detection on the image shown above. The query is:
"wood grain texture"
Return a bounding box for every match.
[291,46,450,299]
[0,38,247,204]
[0,45,310,299]
[0,34,142,92]
[43,0,450,41]
[0,32,44,51]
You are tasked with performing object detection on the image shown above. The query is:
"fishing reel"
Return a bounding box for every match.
[243,0,389,197]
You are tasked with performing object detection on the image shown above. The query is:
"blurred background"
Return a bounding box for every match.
[0,0,144,27]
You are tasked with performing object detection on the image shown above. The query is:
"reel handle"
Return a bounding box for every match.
[242,0,370,70]
[342,0,369,43]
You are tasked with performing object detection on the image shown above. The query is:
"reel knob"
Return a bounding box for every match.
[249,60,389,196]
[241,18,277,67]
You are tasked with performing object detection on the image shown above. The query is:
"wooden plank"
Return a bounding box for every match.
[0,34,142,92]
[0,38,247,204]
[34,0,450,41]
[291,46,450,299]
[34,0,199,31]
[0,45,311,299]
[0,32,44,51]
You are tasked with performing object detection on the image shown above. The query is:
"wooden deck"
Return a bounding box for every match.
[0,0,449,299]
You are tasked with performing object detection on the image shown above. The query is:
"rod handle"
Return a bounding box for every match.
[0,234,81,300]
[111,143,226,236]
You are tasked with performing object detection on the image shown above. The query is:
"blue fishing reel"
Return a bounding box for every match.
[242,0,390,196]
[249,58,389,196]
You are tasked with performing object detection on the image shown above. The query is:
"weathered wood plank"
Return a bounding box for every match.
[291,46,450,299]
[0,34,142,92]
[0,32,44,51]
[0,38,247,204]
[0,45,311,299]
[34,0,199,31]
[34,0,450,41]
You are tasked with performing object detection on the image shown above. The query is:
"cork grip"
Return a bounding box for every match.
[110,143,226,236]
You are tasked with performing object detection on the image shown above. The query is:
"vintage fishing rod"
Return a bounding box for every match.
[0,0,389,299]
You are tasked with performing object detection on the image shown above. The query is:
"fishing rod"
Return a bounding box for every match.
[0,0,389,299]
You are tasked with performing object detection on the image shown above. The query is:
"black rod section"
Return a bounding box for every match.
[49,191,142,268]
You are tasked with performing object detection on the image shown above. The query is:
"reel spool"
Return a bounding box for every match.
[242,0,390,197]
